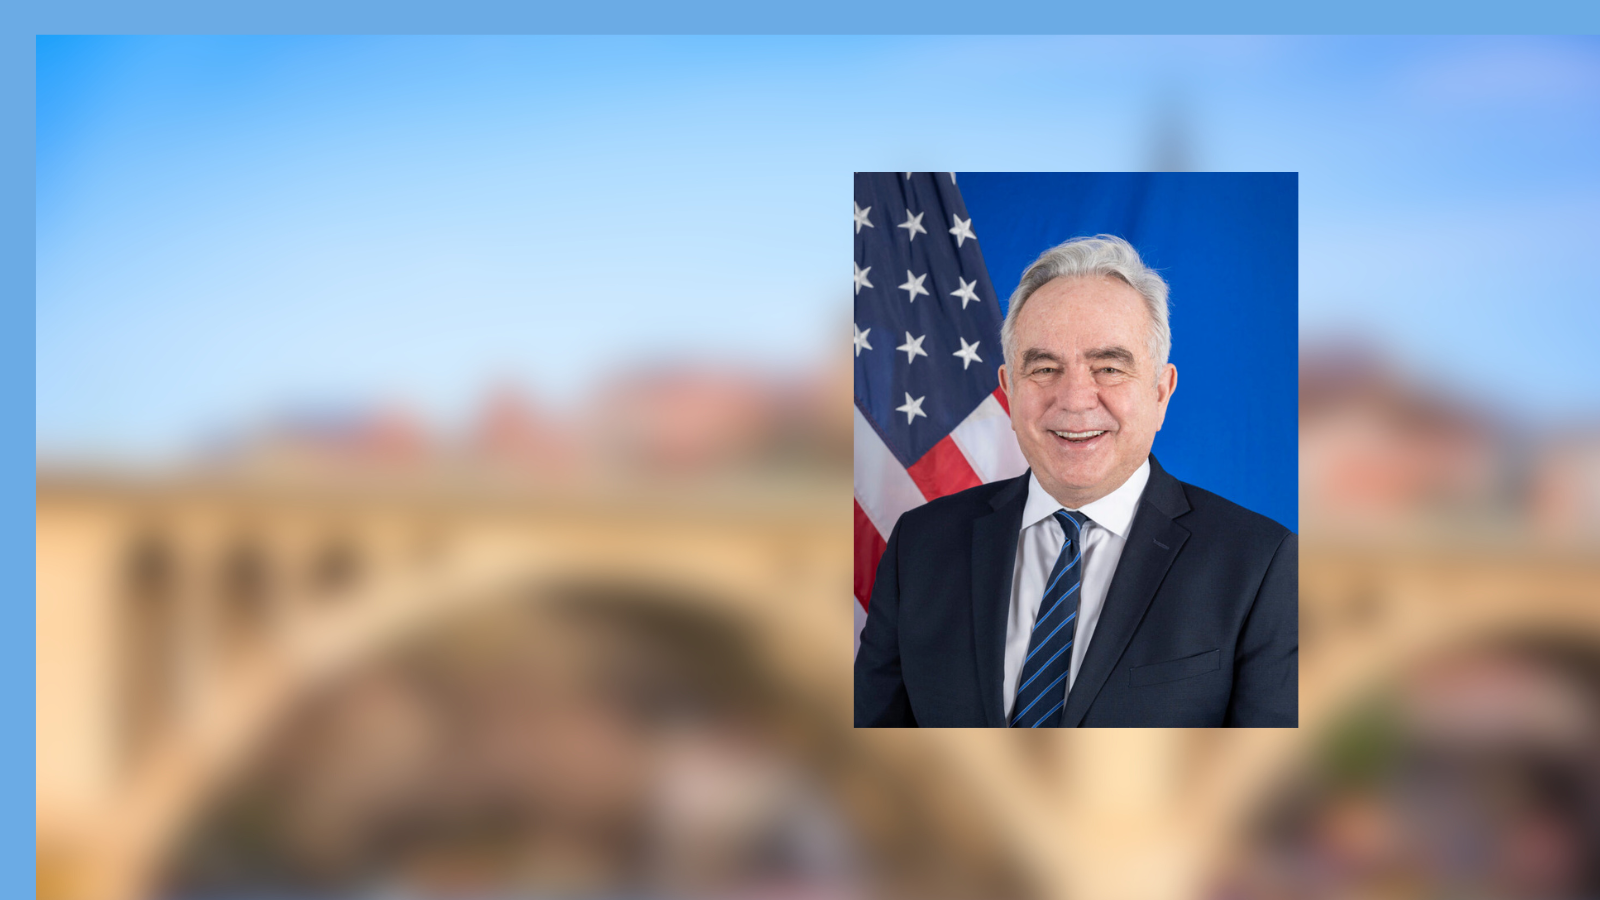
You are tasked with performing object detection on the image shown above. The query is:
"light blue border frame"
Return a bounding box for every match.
[12,5,1600,898]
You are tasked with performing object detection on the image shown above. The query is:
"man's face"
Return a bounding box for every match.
[999,275,1177,508]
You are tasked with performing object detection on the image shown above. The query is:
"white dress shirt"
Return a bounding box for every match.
[1002,459,1151,718]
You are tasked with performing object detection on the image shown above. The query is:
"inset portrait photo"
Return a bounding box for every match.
[853,172,1297,728]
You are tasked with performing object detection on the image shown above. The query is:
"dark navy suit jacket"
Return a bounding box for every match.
[854,456,1297,727]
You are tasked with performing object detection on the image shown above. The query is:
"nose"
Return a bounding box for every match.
[1051,364,1101,413]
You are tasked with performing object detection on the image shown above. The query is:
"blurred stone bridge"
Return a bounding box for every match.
[37,468,850,900]
[36,468,1600,900]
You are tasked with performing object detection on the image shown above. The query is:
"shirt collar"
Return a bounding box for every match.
[1021,457,1151,539]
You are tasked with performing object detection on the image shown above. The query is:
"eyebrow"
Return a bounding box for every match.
[1020,349,1064,368]
[1019,346,1138,369]
[1085,346,1138,367]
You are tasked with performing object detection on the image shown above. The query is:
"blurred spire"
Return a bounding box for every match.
[1146,89,1195,172]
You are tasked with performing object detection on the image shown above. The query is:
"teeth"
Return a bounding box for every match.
[1052,430,1106,440]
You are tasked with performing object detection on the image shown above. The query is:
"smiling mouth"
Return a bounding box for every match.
[1050,429,1110,444]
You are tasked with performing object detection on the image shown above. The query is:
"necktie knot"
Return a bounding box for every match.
[1054,509,1088,541]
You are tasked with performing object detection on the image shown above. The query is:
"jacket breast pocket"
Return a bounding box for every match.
[1129,649,1222,687]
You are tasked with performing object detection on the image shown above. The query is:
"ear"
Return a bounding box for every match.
[998,364,1020,434]
[1153,363,1178,429]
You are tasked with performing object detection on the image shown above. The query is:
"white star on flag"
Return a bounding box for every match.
[897,331,929,364]
[899,270,930,303]
[853,324,872,357]
[854,201,873,233]
[952,337,983,370]
[950,277,980,309]
[896,392,927,424]
[898,210,928,242]
[853,261,873,295]
[948,215,976,247]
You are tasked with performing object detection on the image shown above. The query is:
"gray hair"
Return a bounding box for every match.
[1000,234,1171,376]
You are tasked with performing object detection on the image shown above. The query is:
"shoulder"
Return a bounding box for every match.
[895,473,1025,533]
[1147,456,1293,549]
[1175,478,1294,554]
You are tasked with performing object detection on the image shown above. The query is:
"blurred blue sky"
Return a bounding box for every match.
[36,35,1600,456]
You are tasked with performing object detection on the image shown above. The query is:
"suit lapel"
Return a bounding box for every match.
[1061,456,1192,727]
[972,472,1030,728]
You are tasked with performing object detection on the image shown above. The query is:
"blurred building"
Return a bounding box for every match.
[584,365,852,474]
[467,384,584,477]
[206,404,437,475]
[1530,430,1600,540]
[1299,344,1501,529]
[202,366,852,483]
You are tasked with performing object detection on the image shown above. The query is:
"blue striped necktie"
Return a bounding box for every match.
[1011,510,1088,728]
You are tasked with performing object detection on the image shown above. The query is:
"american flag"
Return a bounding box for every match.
[853,172,1028,654]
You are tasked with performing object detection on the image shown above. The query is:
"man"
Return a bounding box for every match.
[854,235,1297,727]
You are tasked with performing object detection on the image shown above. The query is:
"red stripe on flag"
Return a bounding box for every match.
[854,499,887,610]
[992,385,1010,415]
[906,434,983,501]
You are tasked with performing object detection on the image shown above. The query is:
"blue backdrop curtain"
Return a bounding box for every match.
[959,172,1298,532]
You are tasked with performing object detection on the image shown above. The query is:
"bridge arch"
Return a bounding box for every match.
[40,473,1044,900]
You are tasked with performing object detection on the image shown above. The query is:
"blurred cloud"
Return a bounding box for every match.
[1400,37,1600,106]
